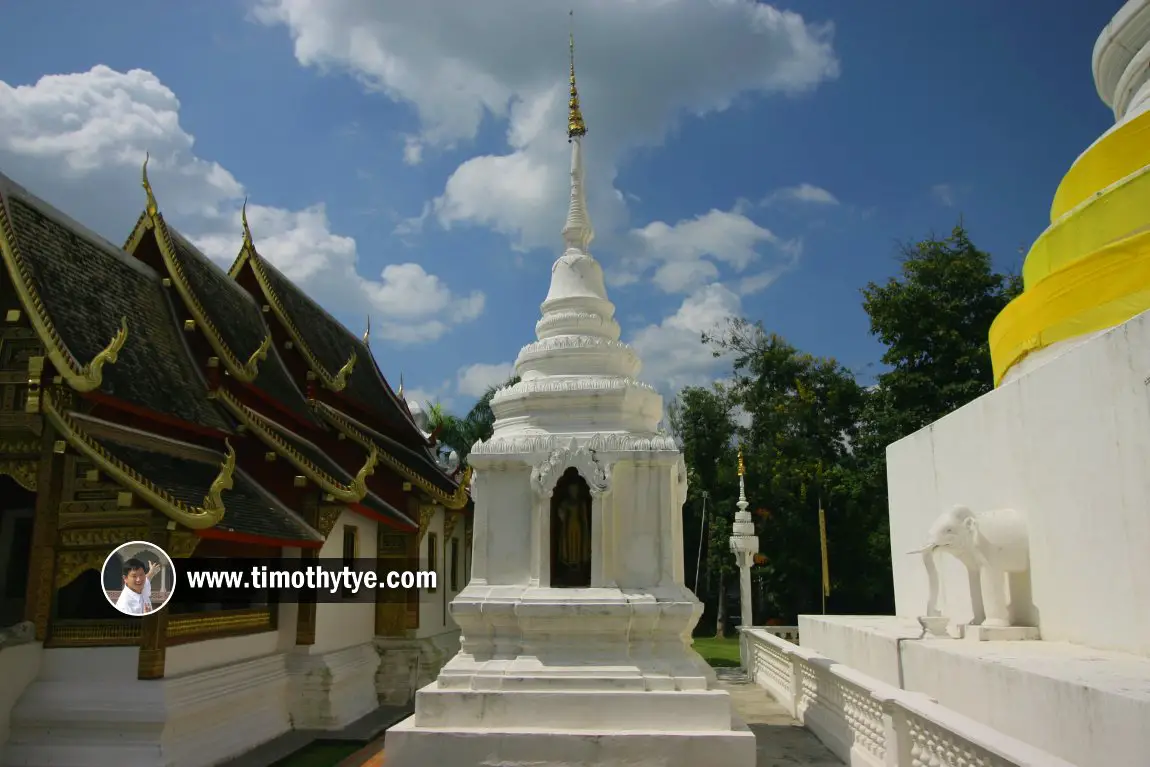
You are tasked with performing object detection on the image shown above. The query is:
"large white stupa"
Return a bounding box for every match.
[384,22,755,767]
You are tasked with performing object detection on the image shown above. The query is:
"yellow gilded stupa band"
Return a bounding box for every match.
[989,104,1150,385]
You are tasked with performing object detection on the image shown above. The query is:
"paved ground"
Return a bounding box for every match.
[714,667,843,767]
[335,669,841,766]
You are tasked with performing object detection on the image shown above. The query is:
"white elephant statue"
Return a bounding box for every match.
[910,505,1029,628]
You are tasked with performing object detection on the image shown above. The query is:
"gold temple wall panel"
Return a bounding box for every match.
[45,608,276,648]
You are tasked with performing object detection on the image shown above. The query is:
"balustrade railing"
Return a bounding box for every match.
[739,627,1079,767]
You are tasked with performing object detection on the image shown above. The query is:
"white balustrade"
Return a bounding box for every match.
[739,628,1079,767]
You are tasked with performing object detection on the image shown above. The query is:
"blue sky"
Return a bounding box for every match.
[0,1,1118,415]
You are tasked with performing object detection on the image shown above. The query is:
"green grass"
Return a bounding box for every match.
[271,741,363,767]
[692,635,743,668]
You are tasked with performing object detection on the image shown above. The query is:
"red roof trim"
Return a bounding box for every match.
[196,526,324,549]
[349,502,417,532]
[83,392,229,439]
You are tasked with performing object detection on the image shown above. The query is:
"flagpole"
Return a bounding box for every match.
[817,461,830,615]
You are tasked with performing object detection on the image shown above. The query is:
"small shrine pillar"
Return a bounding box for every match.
[729,448,758,629]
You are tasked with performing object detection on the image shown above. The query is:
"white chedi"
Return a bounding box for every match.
[383,27,754,765]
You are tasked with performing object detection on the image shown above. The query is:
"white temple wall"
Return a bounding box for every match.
[473,468,532,587]
[312,515,376,655]
[0,642,40,761]
[165,630,281,676]
[887,308,1150,656]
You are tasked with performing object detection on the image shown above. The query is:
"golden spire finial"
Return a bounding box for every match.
[737,447,745,477]
[362,316,371,345]
[567,10,586,141]
[397,373,405,399]
[241,197,253,249]
[142,153,158,217]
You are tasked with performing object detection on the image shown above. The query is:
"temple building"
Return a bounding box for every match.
[0,162,471,766]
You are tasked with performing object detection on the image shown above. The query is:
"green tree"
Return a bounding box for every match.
[850,224,1024,611]
[859,224,1022,449]
[434,376,521,461]
[706,319,870,622]
[671,385,738,635]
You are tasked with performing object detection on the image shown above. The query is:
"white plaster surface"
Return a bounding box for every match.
[0,643,40,765]
[3,646,292,767]
[887,308,1150,656]
[799,615,1150,767]
[287,641,380,731]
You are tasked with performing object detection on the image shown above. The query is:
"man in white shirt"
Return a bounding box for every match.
[114,558,161,615]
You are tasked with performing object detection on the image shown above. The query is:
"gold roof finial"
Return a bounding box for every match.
[567,10,587,141]
[738,447,745,477]
[241,197,253,249]
[142,153,158,217]
[397,373,405,399]
[362,316,371,345]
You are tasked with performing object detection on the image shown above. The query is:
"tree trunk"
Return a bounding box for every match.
[715,570,727,638]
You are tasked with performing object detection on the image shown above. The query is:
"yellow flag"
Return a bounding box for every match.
[818,502,831,597]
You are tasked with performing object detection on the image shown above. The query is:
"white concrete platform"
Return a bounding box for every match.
[384,714,757,767]
[800,615,1150,767]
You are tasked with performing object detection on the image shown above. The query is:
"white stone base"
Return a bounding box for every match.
[384,714,756,767]
[373,630,460,707]
[287,641,380,731]
[799,615,1150,767]
[961,624,1040,642]
[3,647,291,767]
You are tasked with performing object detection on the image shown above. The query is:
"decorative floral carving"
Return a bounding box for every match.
[168,530,200,558]
[0,459,36,491]
[315,506,342,538]
[471,432,678,456]
[59,527,148,548]
[417,506,436,545]
[517,335,636,355]
[491,376,656,404]
[55,550,107,589]
[530,445,612,498]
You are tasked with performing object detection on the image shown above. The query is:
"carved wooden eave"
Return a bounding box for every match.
[310,399,472,510]
[443,509,462,541]
[227,241,355,393]
[41,389,233,530]
[213,387,375,503]
[0,194,128,395]
[417,505,436,545]
[124,158,271,383]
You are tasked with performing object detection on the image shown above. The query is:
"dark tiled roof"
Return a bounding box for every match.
[93,436,319,542]
[259,416,416,528]
[0,180,229,431]
[254,257,417,436]
[336,407,460,498]
[163,229,315,425]
[360,491,411,527]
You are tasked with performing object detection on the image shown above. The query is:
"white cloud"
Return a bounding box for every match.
[629,283,741,393]
[625,207,798,294]
[762,183,839,206]
[402,136,424,165]
[253,0,839,252]
[931,183,956,207]
[0,65,483,345]
[456,361,515,398]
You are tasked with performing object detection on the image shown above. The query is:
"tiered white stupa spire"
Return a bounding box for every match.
[488,12,662,437]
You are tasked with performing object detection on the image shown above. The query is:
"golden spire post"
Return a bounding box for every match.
[567,10,587,141]
[561,10,594,252]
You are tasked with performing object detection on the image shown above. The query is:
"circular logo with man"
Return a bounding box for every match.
[102,541,177,616]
